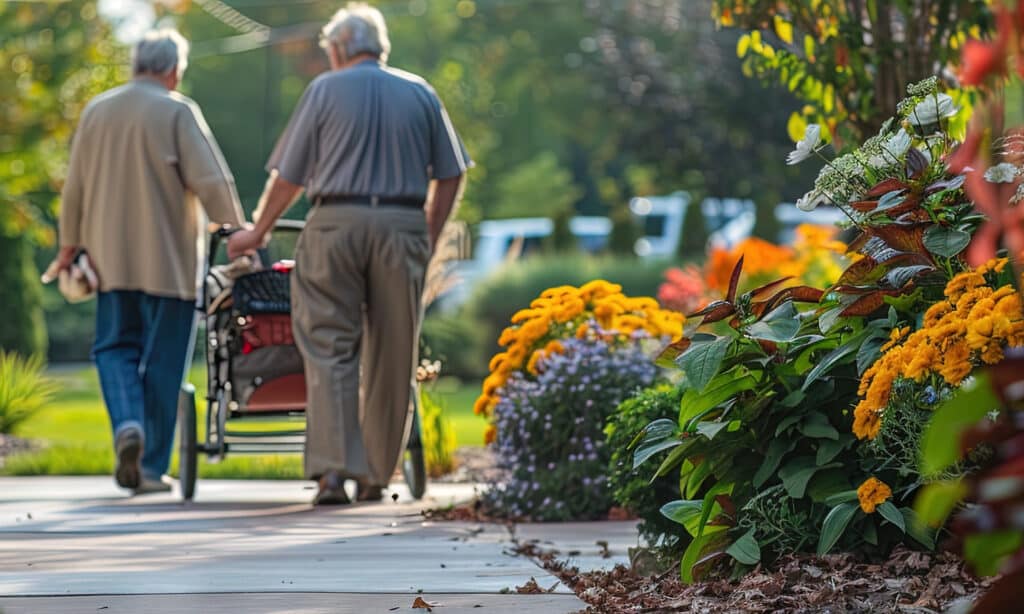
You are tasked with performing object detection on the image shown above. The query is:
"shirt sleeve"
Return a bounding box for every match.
[59,117,87,247]
[428,90,471,180]
[266,81,320,187]
[175,101,245,226]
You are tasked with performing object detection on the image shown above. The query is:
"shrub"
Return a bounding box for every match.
[0,351,56,434]
[606,384,687,551]
[484,330,659,520]
[420,314,488,380]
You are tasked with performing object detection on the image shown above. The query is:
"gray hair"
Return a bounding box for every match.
[132,29,189,78]
[320,3,390,62]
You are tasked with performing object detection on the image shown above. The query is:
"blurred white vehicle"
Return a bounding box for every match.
[629,192,687,258]
[434,216,612,311]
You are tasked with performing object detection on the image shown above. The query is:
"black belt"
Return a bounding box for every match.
[314,194,425,208]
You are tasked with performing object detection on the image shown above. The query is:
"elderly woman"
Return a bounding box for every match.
[228,3,470,504]
[58,29,244,494]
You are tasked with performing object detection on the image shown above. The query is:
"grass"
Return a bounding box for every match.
[3,365,484,479]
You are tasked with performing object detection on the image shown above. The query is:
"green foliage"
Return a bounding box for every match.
[491,152,581,220]
[608,208,639,256]
[0,234,46,357]
[419,388,458,478]
[420,314,488,380]
[606,384,688,552]
[677,202,709,258]
[0,351,56,434]
[713,0,991,142]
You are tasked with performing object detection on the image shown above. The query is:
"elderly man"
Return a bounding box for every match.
[228,3,469,504]
[59,29,245,494]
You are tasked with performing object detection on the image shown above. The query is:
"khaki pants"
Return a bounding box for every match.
[291,205,430,486]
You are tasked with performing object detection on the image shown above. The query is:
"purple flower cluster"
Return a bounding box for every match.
[484,330,659,521]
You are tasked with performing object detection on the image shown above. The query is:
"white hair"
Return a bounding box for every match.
[132,29,189,79]
[320,3,390,63]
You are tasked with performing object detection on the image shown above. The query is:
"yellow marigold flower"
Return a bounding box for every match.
[853,402,882,440]
[580,279,622,300]
[489,352,509,373]
[530,297,555,310]
[506,343,528,367]
[904,344,939,380]
[981,344,1004,365]
[497,327,518,347]
[938,342,972,385]
[593,301,624,328]
[511,308,541,324]
[923,301,952,327]
[995,293,1023,319]
[484,424,498,445]
[473,395,493,416]
[965,316,997,351]
[625,297,659,311]
[976,257,1009,275]
[519,317,551,344]
[526,350,545,375]
[543,340,564,354]
[955,286,993,314]
[541,285,578,299]
[615,314,647,331]
[881,326,910,351]
[482,373,505,397]
[554,297,585,323]
[857,477,892,513]
[575,323,590,339]
[864,366,896,410]
[944,271,986,301]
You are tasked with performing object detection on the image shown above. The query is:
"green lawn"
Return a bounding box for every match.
[3,365,483,478]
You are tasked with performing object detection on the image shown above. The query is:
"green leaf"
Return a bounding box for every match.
[780,389,806,407]
[823,490,858,506]
[856,334,885,374]
[685,459,713,499]
[800,413,840,440]
[876,501,905,532]
[680,530,727,583]
[806,469,852,503]
[677,336,732,392]
[696,421,730,440]
[923,225,971,258]
[653,441,693,479]
[753,438,796,488]
[802,331,865,391]
[818,305,845,335]
[817,502,859,555]
[900,507,937,550]
[913,480,966,528]
[964,530,1024,576]
[920,373,1000,476]
[815,436,851,465]
[632,419,681,469]
[679,369,759,429]
[862,518,879,545]
[725,529,761,565]
[661,499,703,536]
[774,414,803,436]
[697,482,733,537]
[779,458,841,498]
[745,302,801,342]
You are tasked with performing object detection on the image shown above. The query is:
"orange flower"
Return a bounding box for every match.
[484,424,498,445]
[857,477,892,513]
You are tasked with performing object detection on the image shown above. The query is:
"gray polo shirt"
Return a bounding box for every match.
[267,59,470,200]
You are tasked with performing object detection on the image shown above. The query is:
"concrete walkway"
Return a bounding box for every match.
[0,477,637,613]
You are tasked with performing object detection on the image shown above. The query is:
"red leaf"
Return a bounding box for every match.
[836,257,881,286]
[850,200,879,213]
[971,568,1024,614]
[839,292,887,316]
[883,193,923,217]
[865,178,910,198]
[846,231,870,254]
[727,255,744,303]
[700,302,738,325]
[747,276,795,301]
[869,223,928,254]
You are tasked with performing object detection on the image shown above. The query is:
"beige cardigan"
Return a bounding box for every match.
[59,78,244,301]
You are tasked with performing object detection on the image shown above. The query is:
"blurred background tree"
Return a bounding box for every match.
[711,0,993,144]
[0,0,123,357]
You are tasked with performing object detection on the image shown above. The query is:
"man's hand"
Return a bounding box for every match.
[56,246,79,272]
[227,227,266,260]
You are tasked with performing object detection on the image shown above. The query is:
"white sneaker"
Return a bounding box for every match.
[133,475,173,495]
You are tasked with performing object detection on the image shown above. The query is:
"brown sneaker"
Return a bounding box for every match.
[355,480,384,502]
[313,471,351,505]
[114,427,143,490]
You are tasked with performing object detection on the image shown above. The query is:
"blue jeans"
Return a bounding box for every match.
[93,291,195,480]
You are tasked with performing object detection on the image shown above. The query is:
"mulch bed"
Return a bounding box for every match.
[514,542,991,613]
